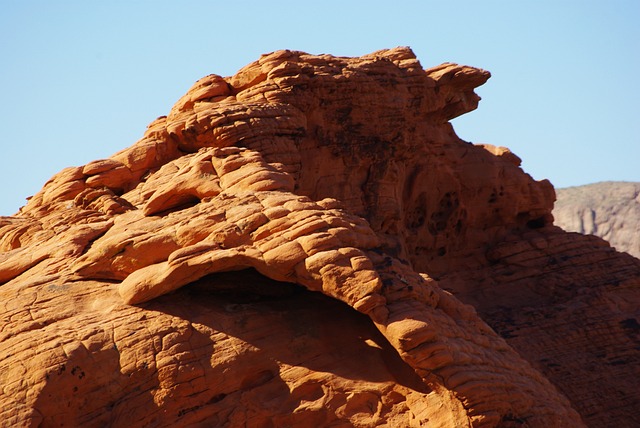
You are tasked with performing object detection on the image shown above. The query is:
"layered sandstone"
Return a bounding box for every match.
[1,47,638,427]
[554,181,640,258]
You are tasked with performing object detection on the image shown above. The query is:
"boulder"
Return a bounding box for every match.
[1,47,638,427]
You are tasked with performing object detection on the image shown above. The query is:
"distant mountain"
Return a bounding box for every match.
[554,181,640,258]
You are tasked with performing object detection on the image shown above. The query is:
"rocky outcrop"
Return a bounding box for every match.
[554,181,640,258]
[1,47,638,427]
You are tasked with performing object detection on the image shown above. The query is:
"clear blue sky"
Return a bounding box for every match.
[1,0,638,215]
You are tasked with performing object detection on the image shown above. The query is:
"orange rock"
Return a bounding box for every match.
[1,47,637,426]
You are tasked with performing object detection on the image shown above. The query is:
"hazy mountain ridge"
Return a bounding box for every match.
[554,181,640,258]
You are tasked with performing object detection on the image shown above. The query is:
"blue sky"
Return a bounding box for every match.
[1,0,638,215]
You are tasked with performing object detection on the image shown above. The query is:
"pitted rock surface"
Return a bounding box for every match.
[1,47,638,427]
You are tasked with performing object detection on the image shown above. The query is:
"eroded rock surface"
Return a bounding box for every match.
[1,47,638,427]
[554,181,640,258]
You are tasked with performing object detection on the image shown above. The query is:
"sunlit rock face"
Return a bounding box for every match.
[1,47,638,427]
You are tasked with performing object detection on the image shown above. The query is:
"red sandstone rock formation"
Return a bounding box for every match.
[1,47,638,427]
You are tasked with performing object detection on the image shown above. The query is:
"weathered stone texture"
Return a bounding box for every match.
[1,47,638,427]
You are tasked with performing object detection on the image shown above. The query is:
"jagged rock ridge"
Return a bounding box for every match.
[554,181,640,258]
[0,47,638,427]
